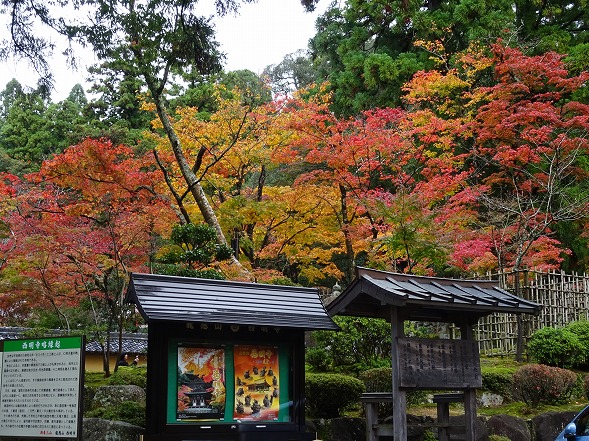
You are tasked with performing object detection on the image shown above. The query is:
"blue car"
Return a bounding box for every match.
[555,405,589,440]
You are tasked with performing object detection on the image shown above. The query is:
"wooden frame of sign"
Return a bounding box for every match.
[397,337,482,389]
[390,309,479,441]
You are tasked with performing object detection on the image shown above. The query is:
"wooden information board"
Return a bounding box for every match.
[397,338,481,389]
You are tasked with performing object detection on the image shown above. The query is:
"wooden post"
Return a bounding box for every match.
[361,393,395,441]
[515,271,524,362]
[460,322,477,441]
[391,306,407,441]
[435,399,450,441]
[365,401,378,441]
[433,394,463,441]
[464,389,477,441]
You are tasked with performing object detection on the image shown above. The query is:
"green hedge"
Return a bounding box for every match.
[109,366,147,389]
[564,321,589,368]
[305,373,365,418]
[358,367,428,407]
[527,323,588,369]
[481,367,516,399]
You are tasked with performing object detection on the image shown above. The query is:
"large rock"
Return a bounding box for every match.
[531,411,578,441]
[486,414,531,441]
[407,414,436,441]
[83,385,96,412]
[91,385,146,409]
[479,392,504,407]
[83,418,143,441]
[325,417,365,441]
[447,415,489,441]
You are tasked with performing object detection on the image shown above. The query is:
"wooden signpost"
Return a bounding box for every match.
[326,267,542,441]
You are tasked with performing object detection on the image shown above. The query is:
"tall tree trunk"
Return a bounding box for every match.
[146,80,247,274]
[151,92,227,244]
[339,184,355,284]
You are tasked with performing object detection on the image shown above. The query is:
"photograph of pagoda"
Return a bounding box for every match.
[177,346,226,421]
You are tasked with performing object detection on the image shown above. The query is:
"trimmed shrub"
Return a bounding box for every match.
[305,373,365,418]
[309,317,392,375]
[481,367,516,400]
[513,364,578,407]
[359,367,392,393]
[526,326,585,368]
[565,320,589,368]
[109,366,147,389]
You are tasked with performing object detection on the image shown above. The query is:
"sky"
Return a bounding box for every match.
[0,0,329,101]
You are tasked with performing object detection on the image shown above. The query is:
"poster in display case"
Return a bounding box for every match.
[233,345,280,421]
[176,345,226,421]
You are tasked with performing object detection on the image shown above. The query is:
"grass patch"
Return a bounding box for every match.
[84,371,109,389]
[479,356,525,370]
[478,400,588,418]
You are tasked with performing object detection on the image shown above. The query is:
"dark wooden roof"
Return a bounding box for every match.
[326,267,542,323]
[126,273,339,330]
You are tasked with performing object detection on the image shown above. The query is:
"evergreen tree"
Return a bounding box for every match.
[309,0,589,115]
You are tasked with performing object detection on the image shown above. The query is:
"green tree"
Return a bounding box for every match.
[0,92,51,164]
[0,80,33,174]
[308,316,391,374]
[67,83,88,107]
[0,78,24,120]
[0,86,90,168]
[309,0,589,115]
[170,69,272,116]
[515,0,589,54]
[218,70,273,106]
[153,223,234,279]
[263,49,319,96]
[85,60,153,145]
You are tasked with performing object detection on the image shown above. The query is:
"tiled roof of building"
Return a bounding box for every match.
[84,333,148,354]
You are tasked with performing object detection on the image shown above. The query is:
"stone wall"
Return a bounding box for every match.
[309,411,578,441]
[83,418,143,441]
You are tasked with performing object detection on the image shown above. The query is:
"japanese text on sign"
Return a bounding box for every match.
[0,336,83,439]
[397,338,482,389]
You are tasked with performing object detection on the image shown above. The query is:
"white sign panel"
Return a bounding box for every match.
[0,336,84,439]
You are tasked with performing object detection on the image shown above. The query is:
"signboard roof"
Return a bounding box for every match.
[326,267,542,323]
[126,273,339,330]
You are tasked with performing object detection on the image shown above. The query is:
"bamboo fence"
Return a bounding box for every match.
[476,269,589,357]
